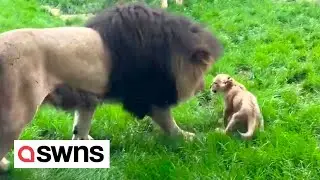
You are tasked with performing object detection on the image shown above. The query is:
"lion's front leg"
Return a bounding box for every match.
[150,106,195,140]
[175,0,183,5]
[161,0,168,8]
[72,108,95,140]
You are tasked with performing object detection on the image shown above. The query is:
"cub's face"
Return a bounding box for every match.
[211,74,233,93]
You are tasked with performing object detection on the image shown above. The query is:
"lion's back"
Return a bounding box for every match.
[0,29,40,70]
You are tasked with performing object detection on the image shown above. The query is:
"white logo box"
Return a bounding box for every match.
[14,140,110,168]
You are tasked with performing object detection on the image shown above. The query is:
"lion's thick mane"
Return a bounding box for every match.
[84,3,222,118]
[45,3,222,119]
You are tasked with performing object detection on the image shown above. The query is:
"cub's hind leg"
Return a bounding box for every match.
[224,110,247,133]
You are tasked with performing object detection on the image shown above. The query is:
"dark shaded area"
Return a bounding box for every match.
[43,85,102,111]
[287,70,307,84]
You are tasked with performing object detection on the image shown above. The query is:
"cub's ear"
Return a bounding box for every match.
[190,47,211,65]
[226,76,233,84]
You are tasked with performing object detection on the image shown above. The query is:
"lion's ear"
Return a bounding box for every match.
[190,47,211,65]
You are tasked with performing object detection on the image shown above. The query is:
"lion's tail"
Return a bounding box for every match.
[238,116,257,140]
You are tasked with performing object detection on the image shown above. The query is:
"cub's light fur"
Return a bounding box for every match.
[211,74,264,140]
[0,3,223,171]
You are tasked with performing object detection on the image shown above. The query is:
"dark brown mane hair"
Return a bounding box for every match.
[84,3,223,119]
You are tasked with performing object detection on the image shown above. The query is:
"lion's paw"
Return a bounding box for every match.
[179,130,195,141]
[0,158,10,173]
[161,2,168,8]
[72,135,94,140]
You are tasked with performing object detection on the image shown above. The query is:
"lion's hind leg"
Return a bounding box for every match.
[0,157,9,173]
[0,99,41,172]
[0,75,49,172]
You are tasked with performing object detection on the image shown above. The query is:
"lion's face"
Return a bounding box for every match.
[173,51,216,101]
[171,24,222,101]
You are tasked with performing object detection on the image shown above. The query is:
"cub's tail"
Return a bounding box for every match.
[238,117,257,140]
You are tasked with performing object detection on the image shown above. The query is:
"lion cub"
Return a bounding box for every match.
[211,74,264,140]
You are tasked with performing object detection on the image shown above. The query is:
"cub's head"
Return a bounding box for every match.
[211,74,234,93]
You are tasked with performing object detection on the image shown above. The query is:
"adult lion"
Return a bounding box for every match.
[0,3,223,171]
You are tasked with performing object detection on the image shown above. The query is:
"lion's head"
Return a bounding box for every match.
[85,3,223,118]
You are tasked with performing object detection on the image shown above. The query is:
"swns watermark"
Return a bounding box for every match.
[14,140,110,168]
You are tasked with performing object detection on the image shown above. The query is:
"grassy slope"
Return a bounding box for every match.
[1,0,320,179]
[38,0,161,14]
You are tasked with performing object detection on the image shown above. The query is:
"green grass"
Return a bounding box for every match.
[38,0,161,14]
[0,0,65,31]
[1,0,320,179]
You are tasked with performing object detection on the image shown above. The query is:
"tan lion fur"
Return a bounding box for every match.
[0,27,110,172]
[211,74,264,140]
[0,3,223,172]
